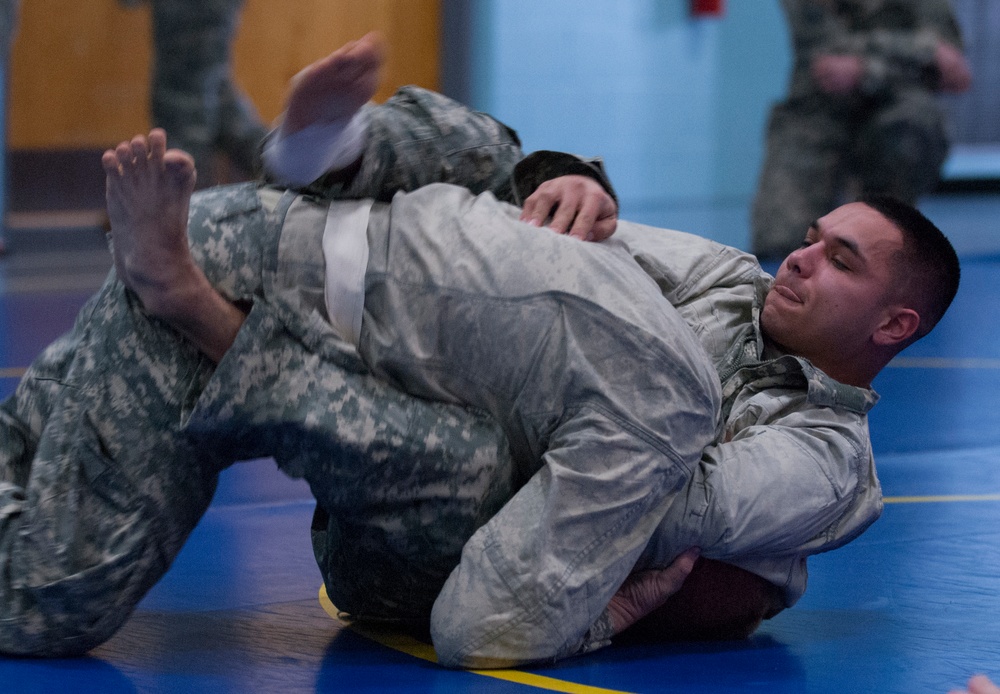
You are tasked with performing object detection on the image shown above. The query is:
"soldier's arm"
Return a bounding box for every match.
[266,87,620,241]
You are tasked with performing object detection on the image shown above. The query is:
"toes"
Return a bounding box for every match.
[129,135,150,163]
[102,149,123,176]
[114,140,134,169]
[148,129,168,162]
[163,150,197,187]
[109,132,172,179]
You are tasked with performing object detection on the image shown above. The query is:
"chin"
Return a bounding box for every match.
[759,315,796,354]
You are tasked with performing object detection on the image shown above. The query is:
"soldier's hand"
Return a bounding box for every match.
[935,41,972,93]
[811,54,864,95]
[520,175,618,242]
[606,548,700,636]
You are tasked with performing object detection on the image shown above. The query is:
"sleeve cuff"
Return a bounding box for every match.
[511,151,619,207]
[262,109,371,187]
[575,608,615,656]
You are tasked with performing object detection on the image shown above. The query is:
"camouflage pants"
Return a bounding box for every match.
[148,0,267,177]
[0,87,524,656]
[291,85,526,625]
[0,273,220,656]
[751,89,949,258]
[0,0,16,56]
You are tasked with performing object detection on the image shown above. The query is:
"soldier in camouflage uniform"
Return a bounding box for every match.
[751,0,972,259]
[0,0,14,57]
[0,84,530,658]
[0,82,721,665]
[0,37,961,666]
[0,0,16,254]
[122,0,268,183]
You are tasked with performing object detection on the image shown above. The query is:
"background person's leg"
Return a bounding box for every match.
[852,89,949,203]
[751,101,852,259]
[149,0,267,183]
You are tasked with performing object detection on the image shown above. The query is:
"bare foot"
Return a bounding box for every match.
[282,31,386,135]
[102,129,205,319]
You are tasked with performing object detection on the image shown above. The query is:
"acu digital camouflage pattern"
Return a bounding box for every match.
[0,0,16,55]
[0,179,517,654]
[0,87,539,654]
[751,0,964,258]
[295,86,524,205]
[0,267,219,656]
[184,184,518,625]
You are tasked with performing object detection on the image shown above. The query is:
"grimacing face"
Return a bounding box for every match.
[760,202,907,380]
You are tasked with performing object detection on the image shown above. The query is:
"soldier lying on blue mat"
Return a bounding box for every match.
[0,34,959,668]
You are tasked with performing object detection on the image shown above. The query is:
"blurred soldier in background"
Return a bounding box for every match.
[0,0,18,254]
[121,0,268,185]
[751,0,971,260]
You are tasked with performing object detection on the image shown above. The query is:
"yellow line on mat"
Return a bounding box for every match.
[318,586,633,694]
[889,356,1000,369]
[0,367,27,379]
[884,494,1000,504]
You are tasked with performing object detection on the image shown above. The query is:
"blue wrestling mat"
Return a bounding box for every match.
[1,196,999,693]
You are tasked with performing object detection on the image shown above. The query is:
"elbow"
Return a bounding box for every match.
[430,597,561,669]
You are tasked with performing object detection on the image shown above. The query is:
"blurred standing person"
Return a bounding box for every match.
[0,0,17,255]
[122,0,268,186]
[751,0,971,260]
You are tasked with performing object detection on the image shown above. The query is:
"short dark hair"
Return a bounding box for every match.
[858,195,960,340]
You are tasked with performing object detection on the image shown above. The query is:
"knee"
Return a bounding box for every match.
[0,602,125,657]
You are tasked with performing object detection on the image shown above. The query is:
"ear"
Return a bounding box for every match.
[873,307,921,346]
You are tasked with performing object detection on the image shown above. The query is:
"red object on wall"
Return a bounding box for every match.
[691,0,725,16]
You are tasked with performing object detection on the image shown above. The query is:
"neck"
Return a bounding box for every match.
[765,336,882,389]
[813,359,877,389]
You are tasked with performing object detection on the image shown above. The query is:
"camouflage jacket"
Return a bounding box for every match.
[180,182,881,667]
[244,86,883,665]
[613,222,882,605]
[782,0,965,98]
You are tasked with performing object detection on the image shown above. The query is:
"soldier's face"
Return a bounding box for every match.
[760,203,904,378]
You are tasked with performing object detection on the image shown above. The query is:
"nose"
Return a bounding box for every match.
[784,243,816,276]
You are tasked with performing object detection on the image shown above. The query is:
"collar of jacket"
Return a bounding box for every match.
[718,276,880,420]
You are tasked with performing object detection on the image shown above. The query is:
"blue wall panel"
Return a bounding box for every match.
[452,0,790,249]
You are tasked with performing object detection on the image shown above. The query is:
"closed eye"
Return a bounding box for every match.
[831,256,850,271]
